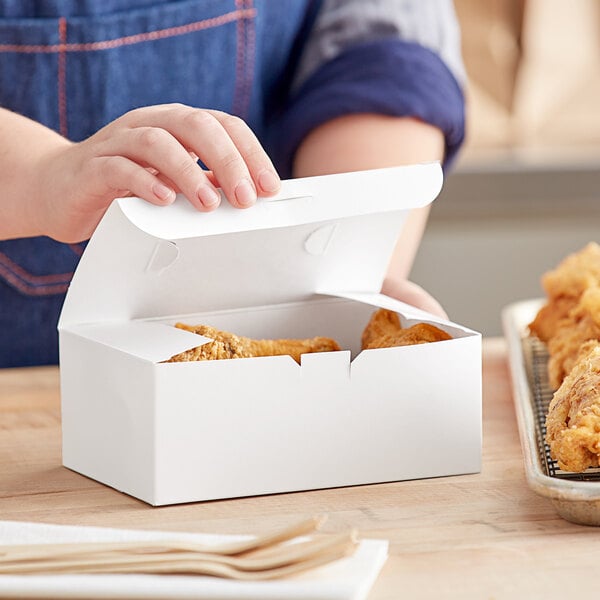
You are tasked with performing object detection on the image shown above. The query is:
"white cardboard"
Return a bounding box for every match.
[58,163,482,506]
[58,164,442,326]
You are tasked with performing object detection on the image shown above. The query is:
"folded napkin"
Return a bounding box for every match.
[0,521,388,599]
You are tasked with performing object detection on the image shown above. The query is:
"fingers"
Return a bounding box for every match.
[119,104,280,209]
[205,110,281,196]
[178,110,257,209]
[96,127,221,210]
[83,155,178,210]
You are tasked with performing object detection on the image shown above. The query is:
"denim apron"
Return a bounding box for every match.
[0,0,313,367]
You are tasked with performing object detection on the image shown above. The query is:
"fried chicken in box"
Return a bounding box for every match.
[167,324,341,364]
[361,308,451,350]
[167,306,452,364]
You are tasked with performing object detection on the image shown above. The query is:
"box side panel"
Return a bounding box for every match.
[60,332,156,503]
[151,331,481,505]
[153,352,351,504]
[351,334,482,478]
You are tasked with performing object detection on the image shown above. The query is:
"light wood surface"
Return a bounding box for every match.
[0,338,598,598]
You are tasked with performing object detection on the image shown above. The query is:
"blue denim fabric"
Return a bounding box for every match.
[0,0,312,367]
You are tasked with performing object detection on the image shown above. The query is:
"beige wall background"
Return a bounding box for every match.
[410,0,600,335]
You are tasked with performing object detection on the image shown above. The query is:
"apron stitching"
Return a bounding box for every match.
[0,263,70,296]
[68,243,85,257]
[0,9,256,53]
[232,0,256,119]
[0,7,256,297]
[0,252,73,286]
[243,0,256,118]
[58,17,68,138]
[232,0,245,116]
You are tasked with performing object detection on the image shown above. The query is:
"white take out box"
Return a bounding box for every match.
[58,163,481,506]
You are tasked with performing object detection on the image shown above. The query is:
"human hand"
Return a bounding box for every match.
[381,278,448,319]
[33,104,281,242]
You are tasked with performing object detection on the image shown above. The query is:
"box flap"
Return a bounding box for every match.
[59,164,442,328]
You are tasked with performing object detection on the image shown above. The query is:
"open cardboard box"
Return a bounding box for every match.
[58,163,481,506]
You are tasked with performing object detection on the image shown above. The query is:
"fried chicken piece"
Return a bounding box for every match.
[361,308,402,349]
[529,243,600,343]
[541,242,600,300]
[361,309,451,350]
[545,344,600,472]
[528,296,578,343]
[531,244,600,470]
[167,323,340,363]
[364,323,452,349]
[168,324,253,362]
[546,286,600,389]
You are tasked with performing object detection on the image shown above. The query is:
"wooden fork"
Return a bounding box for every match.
[0,516,359,580]
[0,515,326,562]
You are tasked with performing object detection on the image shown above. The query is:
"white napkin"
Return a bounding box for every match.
[0,521,388,599]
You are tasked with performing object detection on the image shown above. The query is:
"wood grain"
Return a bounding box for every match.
[0,340,596,599]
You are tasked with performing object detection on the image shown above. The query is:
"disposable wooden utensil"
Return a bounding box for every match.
[0,515,326,562]
[0,517,360,580]
[0,531,356,574]
[74,541,358,580]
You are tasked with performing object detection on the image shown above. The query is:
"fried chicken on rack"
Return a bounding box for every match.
[167,323,341,364]
[528,296,577,344]
[545,344,600,472]
[530,243,600,343]
[546,286,600,389]
[361,308,451,350]
[528,244,600,470]
[541,242,600,300]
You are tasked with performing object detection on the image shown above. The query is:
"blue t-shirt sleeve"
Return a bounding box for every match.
[272,37,465,178]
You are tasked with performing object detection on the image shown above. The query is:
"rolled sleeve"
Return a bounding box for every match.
[272,38,465,176]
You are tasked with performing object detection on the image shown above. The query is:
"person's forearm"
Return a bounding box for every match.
[293,113,444,282]
[0,108,72,240]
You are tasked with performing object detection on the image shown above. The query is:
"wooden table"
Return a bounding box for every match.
[0,338,598,598]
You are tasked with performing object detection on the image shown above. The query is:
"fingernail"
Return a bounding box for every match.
[198,186,220,209]
[235,179,256,207]
[258,169,280,193]
[153,182,174,202]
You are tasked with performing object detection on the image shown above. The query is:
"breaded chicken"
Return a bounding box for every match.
[546,344,600,472]
[361,308,451,350]
[361,308,402,349]
[167,323,340,363]
[546,286,600,389]
[530,243,600,344]
[541,242,600,300]
[528,296,577,344]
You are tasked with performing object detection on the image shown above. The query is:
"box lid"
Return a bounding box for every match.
[59,163,442,328]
